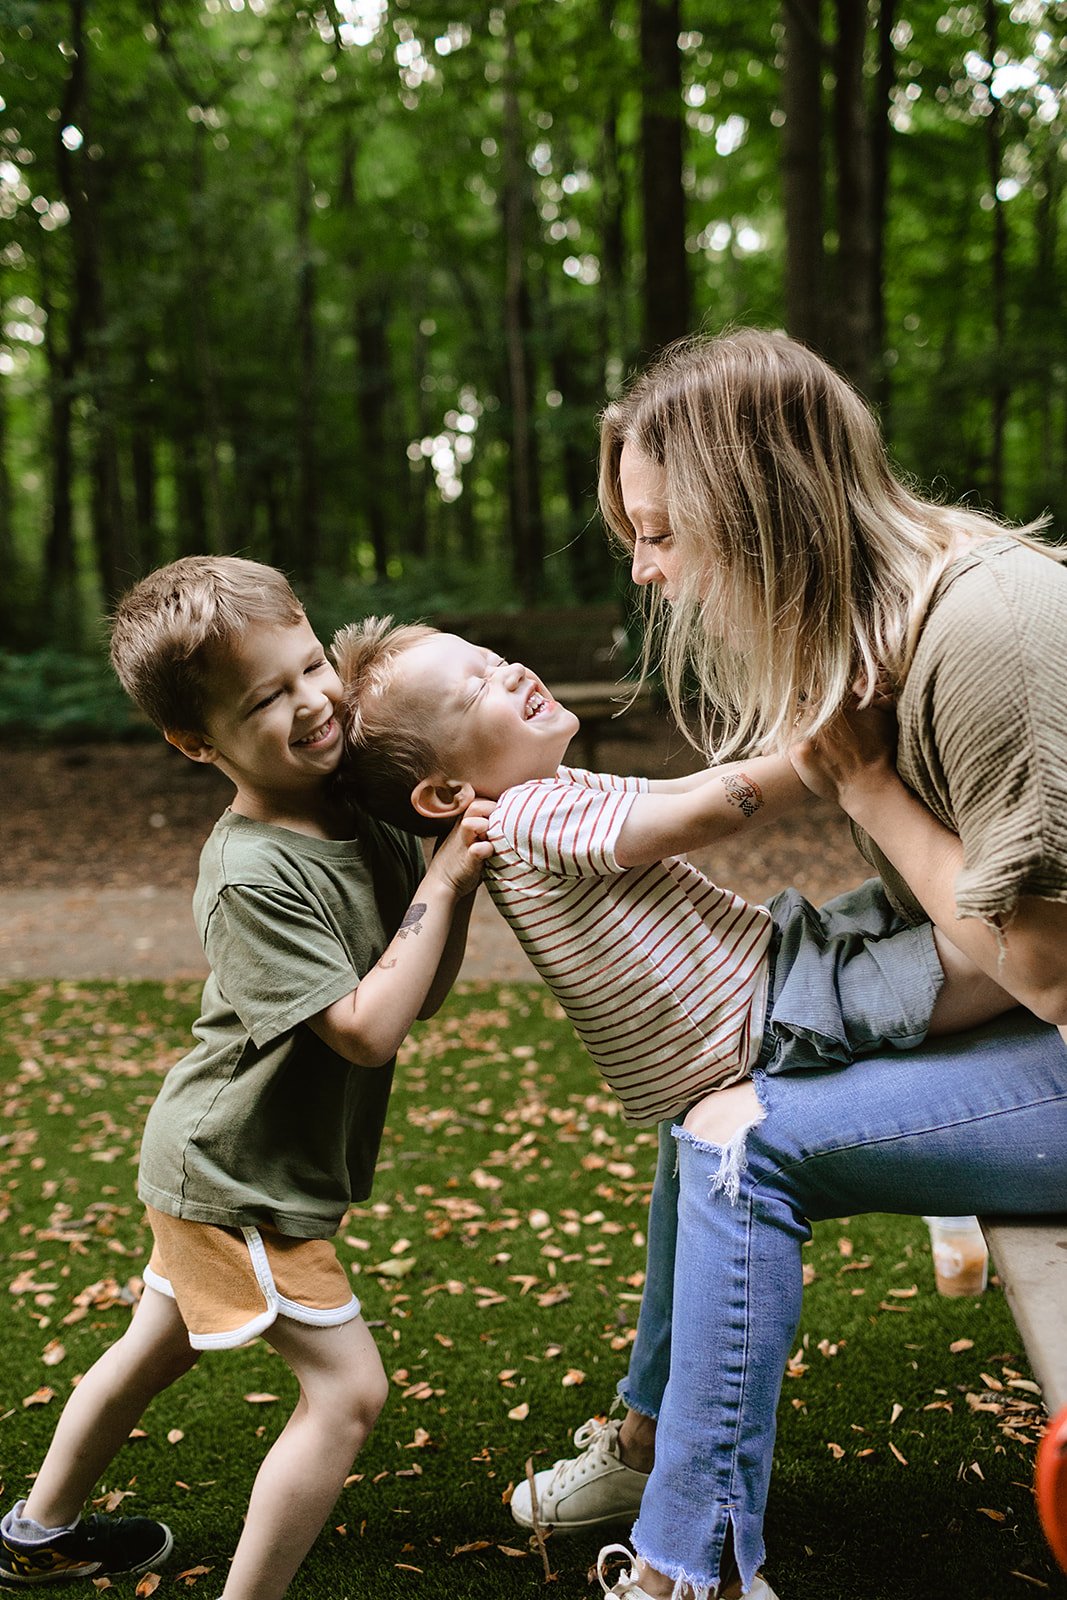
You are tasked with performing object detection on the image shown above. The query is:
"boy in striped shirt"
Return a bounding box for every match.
[334,619,1013,1128]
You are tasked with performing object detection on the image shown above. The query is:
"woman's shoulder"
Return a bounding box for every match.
[903,536,1067,726]
[937,532,1067,603]
[925,534,1067,642]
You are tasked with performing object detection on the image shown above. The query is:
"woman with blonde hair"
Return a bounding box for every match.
[516,330,1067,1600]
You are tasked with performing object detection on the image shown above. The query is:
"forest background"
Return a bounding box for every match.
[1,0,1066,724]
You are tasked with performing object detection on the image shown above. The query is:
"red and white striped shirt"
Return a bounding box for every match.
[486,767,773,1125]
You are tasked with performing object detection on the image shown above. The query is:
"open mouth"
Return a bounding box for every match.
[523,687,554,720]
[293,717,336,748]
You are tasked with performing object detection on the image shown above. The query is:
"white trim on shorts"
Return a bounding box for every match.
[144,1225,362,1351]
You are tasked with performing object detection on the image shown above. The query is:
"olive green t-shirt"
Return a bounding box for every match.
[854,537,1067,925]
[138,809,423,1238]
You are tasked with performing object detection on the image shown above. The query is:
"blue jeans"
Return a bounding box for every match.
[618,1014,1067,1596]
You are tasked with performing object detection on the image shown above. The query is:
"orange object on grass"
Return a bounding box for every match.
[1036,1404,1067,1573]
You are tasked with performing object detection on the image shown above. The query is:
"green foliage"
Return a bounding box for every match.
[1,0,1066,640]
[0,650,139,740]
[0,979,1058,1599]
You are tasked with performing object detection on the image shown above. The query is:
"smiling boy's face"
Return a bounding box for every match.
[394,633,580,800]
[169,616,344,820]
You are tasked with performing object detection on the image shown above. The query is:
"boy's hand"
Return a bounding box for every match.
[429,798,494,896]
[790,702,899,805]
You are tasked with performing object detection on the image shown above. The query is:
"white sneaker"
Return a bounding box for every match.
[596,1542,781,1600]
[510,1416,650,1531]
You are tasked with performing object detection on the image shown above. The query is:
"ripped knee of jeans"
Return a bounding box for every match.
[676,1079,767,1205]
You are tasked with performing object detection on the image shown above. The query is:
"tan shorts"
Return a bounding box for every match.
[144,1206,361,1351]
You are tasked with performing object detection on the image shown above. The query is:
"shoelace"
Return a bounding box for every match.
[543,1415,615,1493]
[597,1542,642,1595]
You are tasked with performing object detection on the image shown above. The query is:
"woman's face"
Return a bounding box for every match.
[619,442,683,601]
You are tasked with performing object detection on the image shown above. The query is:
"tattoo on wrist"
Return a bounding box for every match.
[397,903,427,938]
[722,772,763,819]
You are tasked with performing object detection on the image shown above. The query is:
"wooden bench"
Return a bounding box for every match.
[980,1216,1067,1569]
[428,603,655,769]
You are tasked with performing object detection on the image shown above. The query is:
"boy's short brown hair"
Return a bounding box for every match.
[333,617,449,837]
[110,556,305,732]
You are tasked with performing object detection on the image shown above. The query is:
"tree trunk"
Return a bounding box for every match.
[37,188,80,640]
[339,129,392,580]
[57,0,130,603]
[598,0,628,387]
[0,295,15,631]
[408,315,431,561]
[292,55,318,581]
[984,0,1008,510]
[130,344,158,573]
[639,0,690,356]
[869,0,896,404]
[1033,147,1059,490]
[781,0,825,353]
[502,5,544,605]
[832,0,873,393]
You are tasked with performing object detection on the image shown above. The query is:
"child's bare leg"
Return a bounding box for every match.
[23,1286,196,1529]
[928,928,1017,1035]
[220,1315,386,1600]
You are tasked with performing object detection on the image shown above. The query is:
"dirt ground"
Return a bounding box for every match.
[1,730,868,903]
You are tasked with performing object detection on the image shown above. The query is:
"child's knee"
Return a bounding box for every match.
[326,1365,389,1446]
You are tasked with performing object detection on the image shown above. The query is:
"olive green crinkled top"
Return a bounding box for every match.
[854,536,1067,926]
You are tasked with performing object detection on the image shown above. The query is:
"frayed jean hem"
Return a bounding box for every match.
[615,1380,661,1423]
[631,1512,767,1600]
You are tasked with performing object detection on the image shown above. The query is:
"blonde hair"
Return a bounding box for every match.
[109,556,305,732]
[333,617,449,837]
[600,328,1057,759]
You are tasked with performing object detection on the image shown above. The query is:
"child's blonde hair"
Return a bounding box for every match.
[333,617,448,837]
[600,327,1056,759]
[110,556,306,732]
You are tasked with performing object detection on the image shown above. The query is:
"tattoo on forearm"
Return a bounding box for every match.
[397,903,427,938]
[721,772,763,819]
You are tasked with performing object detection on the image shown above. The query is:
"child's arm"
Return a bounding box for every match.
[308,810,491,1068]
[614,752,809,868]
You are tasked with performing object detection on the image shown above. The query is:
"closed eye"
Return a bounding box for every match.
[639,532,673,548]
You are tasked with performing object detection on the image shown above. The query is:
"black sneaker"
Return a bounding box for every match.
[0,1513,173,1586]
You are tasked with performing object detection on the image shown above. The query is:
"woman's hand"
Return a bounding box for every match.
[790,702,899,807]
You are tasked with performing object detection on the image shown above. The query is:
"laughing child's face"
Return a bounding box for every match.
[393,632,580,802]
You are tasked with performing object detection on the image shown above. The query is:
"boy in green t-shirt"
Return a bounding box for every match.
[0,558,490,1600]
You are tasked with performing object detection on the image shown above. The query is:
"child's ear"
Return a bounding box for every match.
[411,776,476,822]
[165,728,219,766]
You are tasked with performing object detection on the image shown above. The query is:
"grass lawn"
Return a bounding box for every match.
[0,980,1062,1600]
